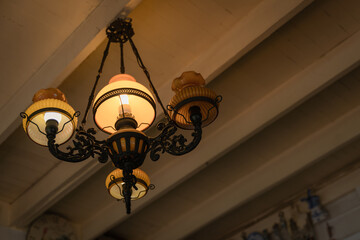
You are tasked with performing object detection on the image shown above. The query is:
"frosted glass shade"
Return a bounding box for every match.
[22,99,77,146]
[105,168,150,200]
[93,74,156,134]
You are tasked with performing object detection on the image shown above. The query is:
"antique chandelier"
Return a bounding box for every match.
[20,18,221,214]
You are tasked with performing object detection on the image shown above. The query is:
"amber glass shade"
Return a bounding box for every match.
[105,168,150,200]
[168,71,220,129]
[93,74,156,134]
[23,90,77,146]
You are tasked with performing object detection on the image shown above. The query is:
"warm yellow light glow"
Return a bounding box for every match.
[23,99,77,146]
[105,168,150,200]
[119,94,132,115]
[44,111,62,123]
[169,71,219,129]
[93,74,156,133]
[120,94,129,104]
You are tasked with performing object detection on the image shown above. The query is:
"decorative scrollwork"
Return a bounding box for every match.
[47,127,109,163]
[148,121,202,161]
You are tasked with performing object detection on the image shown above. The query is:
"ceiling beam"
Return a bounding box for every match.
[0,0,132,146]
[187,0,314,82]
[9,160,102,227]
[79,27,360,239]
[152,0,313,107]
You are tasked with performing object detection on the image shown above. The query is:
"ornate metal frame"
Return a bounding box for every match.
[21,18,221,214]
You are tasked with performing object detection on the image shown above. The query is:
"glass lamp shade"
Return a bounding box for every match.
[22,98,77,146]
[105,168,150,200]
[93,74,156,134]
[168,71,220,129]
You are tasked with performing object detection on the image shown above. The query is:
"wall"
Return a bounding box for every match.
[0,225,26,240]
[230,168,360,239]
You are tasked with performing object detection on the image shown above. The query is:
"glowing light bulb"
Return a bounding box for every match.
[119,94,132,116]
[44,112,62,123]
[120,94,129,104]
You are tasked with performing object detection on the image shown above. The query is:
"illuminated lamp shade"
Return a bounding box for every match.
[168,71,221,129]
[22,88,77,146]
[93,74,156,134]
[105,168,150,200]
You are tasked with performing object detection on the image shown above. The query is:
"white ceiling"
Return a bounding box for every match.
[1,0,360,239]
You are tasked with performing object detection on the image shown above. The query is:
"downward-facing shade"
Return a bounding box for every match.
[22,98,77,146]
[105,168,150,200]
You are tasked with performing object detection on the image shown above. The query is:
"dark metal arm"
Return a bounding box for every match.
[47,127,109,163]
[148,120,202,161]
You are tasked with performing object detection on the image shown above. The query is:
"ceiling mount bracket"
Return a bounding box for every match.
[106,18,134,43]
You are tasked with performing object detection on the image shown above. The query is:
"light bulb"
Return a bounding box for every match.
[44,112,62,123]
[119,95,132,115]
[120,94,129,104]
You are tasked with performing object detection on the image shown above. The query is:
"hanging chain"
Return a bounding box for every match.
[81,17,171,127]
[108,17,171,120]
[81,39,111,126]
[120,41,125,74]
[127,37,171,120]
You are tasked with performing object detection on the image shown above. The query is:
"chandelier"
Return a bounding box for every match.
[20,18,221,214]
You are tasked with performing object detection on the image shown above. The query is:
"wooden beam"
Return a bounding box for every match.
[154,0,314,106]
[9,160,101,227]
[186,0,314,82]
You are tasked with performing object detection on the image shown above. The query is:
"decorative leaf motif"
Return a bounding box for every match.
[148,121,202,161]
[47,127,109,163]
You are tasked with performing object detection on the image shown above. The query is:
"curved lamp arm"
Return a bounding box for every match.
[47,127,109,163]
[148,106,202,161]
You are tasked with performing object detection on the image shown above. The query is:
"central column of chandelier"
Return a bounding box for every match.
[20,18,221,214]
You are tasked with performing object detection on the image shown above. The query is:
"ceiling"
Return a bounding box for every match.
[1,0,360,239]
